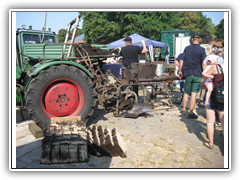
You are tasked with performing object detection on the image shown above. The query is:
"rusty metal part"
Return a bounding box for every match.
[138,75,179,82]
[75,43,179,117]
[75,44,92,65]
[163,81,173,108]
[118,100,131,110]
[124,103,152,118]
[131,63,157,81]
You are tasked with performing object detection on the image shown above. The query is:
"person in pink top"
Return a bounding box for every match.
[201,52,218,109]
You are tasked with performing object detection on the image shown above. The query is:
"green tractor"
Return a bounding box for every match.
[16,14,96,131]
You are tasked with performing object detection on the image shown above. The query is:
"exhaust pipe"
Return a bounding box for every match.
[61,23,72,58]
[67,14,82,57]
[61,14,82,58]
[41,12,48,43]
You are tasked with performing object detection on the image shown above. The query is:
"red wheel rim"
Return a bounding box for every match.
[41,78,84,118]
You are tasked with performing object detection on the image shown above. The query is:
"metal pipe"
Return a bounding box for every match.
[41,12,47,43]
[67,14,82,57]
[61,23,72,58]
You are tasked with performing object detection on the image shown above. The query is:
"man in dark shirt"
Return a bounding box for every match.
[118,37,148,68]
[118,36,148,96]
[178,33,206,118]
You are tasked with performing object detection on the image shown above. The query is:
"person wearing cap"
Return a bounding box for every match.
[178,33,206,118]
[118,36,148,96]
[118,37,148,68]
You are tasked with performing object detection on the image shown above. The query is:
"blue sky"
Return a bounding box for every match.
[16,11,81,33]
[16,11,224,34]
[202,12,224,25]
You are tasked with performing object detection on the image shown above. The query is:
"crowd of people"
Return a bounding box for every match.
[177,33,224,150]
[104,34,224,151]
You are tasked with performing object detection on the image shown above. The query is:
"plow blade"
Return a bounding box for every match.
[124,103,152,118]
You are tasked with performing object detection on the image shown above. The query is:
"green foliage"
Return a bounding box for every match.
[139,12,182,41]
[57,28,83,43]
[57,29,67,43]
[179,12,202,33]
[215,19,224,41]
[71,12,223,45]
[81,12,142,44]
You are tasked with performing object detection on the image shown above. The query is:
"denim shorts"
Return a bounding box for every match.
[209,96,224,111]
[203,92,224,111]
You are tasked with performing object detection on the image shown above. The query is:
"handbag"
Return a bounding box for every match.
[211,64,224,104]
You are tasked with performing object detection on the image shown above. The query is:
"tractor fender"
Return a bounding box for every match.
[30,61,92,77]
[24,61,93,92]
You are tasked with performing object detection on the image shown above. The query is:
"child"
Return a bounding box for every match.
[201,56,218,108]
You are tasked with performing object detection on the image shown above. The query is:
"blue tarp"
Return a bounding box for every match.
[108,33,167,49]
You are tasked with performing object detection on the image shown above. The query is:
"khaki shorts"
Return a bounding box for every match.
[185,75,201,94]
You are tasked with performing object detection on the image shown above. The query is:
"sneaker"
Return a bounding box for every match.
[187,112,198,119]
[215,122,222,127]
[180,109,188,115]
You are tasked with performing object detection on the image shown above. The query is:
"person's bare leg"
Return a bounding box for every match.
[206,109,216,146]
[182,92,189,111]
[218,110,224,135]
[189,92,197,114]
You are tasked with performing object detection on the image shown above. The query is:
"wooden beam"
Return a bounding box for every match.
[51,116,81,124]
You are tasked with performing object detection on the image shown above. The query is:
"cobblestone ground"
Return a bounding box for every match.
[15,88,225,169]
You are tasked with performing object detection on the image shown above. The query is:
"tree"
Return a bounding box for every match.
[79,12,218,45]
[81,12,143,44]
[178,12,217,44]
[198,13,216,44]
[139,12,182,40]
[206,21,217,41]
[81,12,183,44]
[179,12,201,33]
[57,29,67,43]
[57,28,83,43]
[215,19,224,41]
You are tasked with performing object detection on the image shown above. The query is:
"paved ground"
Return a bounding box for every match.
[13,88,224,169]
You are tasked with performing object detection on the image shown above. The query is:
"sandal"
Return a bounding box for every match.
[203,142,213,150]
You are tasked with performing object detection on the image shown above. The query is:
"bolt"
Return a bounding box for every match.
[60,104,62,107]
[65,103,68,106]
[56,100,58,102]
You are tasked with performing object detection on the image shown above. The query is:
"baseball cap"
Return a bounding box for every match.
[192,33,201,39]
[123,37,132,41]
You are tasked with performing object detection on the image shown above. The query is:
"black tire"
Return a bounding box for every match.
[26,65,96,131]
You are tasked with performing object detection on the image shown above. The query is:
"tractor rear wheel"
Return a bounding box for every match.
[26,65,96,131]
